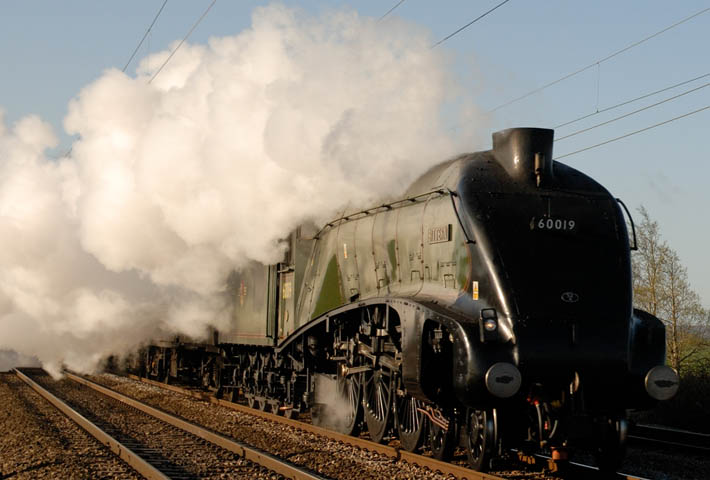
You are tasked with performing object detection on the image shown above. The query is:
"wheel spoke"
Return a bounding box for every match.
[363,369,393,444]
[313,369,362,436]
[396,388,425,451]
[410,399,419,431]
[429,411,455,461]
[466,409,495,472]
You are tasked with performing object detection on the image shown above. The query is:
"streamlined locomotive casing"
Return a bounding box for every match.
[453,128,669,409]
[201,127,674,417]
[142,127,676,470]
[262,127,675,410]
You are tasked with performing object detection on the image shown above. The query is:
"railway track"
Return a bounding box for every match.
[14,368,326,480]
[100,371,652,480]
[3,369,699,479]
[628,423,710,453]
[0,372,143,479]
[121,376,502,480]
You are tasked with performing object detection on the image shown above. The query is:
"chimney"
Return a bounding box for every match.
[492,128,554,187]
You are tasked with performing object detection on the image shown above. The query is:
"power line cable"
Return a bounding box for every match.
[555,72,710,129]
[489,6,710,113]
[555,81,710,141]
[431,0,511,48]
[553,105,710,160]
[62,1,173,158]
[379,0,406,21]
[149,0,217,84]
[62,0,216,157]
[123,0,169,72]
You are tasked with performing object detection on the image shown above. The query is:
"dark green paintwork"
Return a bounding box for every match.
[311,254,344,319]
[226,155,487,347]
[223,263,276,346]
[293,189,477,332]
[387,239,398,283]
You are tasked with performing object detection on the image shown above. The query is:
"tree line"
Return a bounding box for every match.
[632,207,709,374]
[632,207,709,431]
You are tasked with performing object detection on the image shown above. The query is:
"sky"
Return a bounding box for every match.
[1,0,708,308]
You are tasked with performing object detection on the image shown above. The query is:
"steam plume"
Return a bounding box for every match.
[0,5,480,373]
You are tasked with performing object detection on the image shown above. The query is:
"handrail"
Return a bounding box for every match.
[313,189,448,239]
[616,198,638,251]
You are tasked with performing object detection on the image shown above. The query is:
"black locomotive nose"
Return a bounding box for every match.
[492,127,554,187]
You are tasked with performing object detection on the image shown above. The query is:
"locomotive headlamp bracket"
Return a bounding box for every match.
[479,308,499,343]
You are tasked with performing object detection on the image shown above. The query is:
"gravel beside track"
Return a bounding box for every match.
[88,374,485,480]
[621,446,710,480]
[91,373,710,480]
[86,374,573,480]
[566,435,710,479]
[0,372,141,480]
[7,367,704,480]
[24,370,287,480]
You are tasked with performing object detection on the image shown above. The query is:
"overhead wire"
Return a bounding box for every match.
[555,81,710,141]
[149,0,217,84]
[379,0,407,21]
[553,105,710,160]
[554,72,710,129]
[123,0,169,72]
[431,0,511,48]
[488,6,710,113]
[61,1,214,157]
[63,1,172,157]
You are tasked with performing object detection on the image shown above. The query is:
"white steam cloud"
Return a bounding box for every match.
[0,349,40,372]
[0,5,481,373]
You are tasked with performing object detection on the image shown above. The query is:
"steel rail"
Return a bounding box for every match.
[13,369,169,480]
[122,374,513,480]
[517,451,653,480]
[64,372,327,480]
[125,374,665,480]
[629,424,710,453]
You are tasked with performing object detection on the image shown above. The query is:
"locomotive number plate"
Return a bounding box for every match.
[428,224,452,244]
[530,216,577,232]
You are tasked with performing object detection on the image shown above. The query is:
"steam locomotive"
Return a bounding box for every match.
[139,127,678,472]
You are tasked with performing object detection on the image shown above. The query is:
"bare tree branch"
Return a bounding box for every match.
[631,206,710,373]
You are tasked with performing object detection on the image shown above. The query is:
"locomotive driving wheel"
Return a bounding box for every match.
[429,410,455,461]
[311,368,362,435]
[596,415,628,472]
[337,364,363,435]
[363,367,394,443]
[394,381,426,452]
[466,408,497,472]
